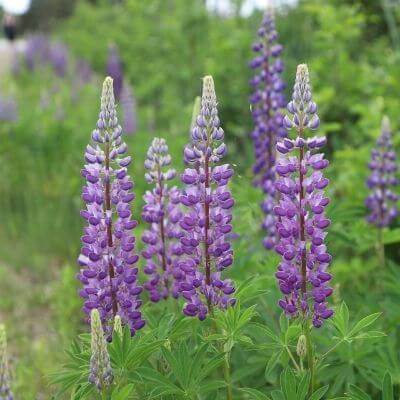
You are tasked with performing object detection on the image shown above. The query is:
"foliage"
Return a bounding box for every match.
[0,0,399,398]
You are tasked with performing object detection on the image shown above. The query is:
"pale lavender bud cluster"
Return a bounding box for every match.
[0,325,13,400]
[106,46,123,102]
[249,10,286,249]
[89,309,113,391]
[366,117,398,227]
[142,138,184,302]
[78,77,144,337]
[179,76,235,320]
[275,65,333,328]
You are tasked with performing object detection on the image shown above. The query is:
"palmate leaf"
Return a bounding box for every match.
[239,387,271,400]
[328,302,384,349]
[111,384,134,400]
[346,384,371,400]
[132,366,183,395]
[382,372,393,400]
[109,326,164,371]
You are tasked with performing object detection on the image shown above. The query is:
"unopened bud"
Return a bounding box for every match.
[296,334,307,359]
[113,315,123,339]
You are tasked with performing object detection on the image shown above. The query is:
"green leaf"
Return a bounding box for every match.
[265,351,281,381]
[382,371,393,400]
[347,384,371,400]
[238,387,271,400]
[111,384,134,400]
[133,367,183,394]
[270,390,285,400]
[199,380,227,394]
[348,313,381,338]
[251,322,281,344]
[280,369,297,400]
[309,385,329,400]
[297,372,311,400]
[331,302,349,337]
[353,331,386,340]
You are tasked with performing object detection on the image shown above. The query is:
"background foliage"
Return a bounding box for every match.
[0,0,400,398]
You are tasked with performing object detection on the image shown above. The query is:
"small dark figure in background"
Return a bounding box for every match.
[3,14,17,42]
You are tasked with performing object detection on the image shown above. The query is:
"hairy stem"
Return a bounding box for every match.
[223,349,233,400]
[304,322,315,394]
[377,227,385,268]
[105,141,118,317]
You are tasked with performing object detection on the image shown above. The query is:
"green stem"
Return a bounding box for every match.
[223,350,233,400]
[101,390,109,400]
[303,322,315,395]
[210,309,233,400]
[285,346,301,372]
[317,339,344,365]
[377,227,385,268]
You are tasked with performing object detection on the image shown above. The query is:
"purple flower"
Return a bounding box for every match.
[24,34,49,71]
[76,59,92,83]
[274,65,333,328]
[249,10,287,250]
[142,138,183,302]
[366,116,398,227]
[120,83,137,135]
[77,77,144,337]
[106,45,123,102]
[179,76,235,320]
[48,41,68,77]
[0,97,17,121]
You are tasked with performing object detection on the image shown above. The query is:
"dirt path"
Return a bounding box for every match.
[0,38,25,75]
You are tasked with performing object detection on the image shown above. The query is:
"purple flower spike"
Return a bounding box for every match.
[142,138,183,302]
[179,76,236,320]
[366,116,398,227]
[249,10,287,250]
[78,77,144,338]
[107,45,123,102]
[275,65,333,328]
[48,41,68,77]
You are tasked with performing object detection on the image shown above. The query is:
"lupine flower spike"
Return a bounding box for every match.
[0,324,13,400]
[180,76,235,320]
[142,138,184,302]
[89,309,113,392]
[78,77,144,338]
[249,9,286,249]
[366,116,398,227]
[275,64,333,328]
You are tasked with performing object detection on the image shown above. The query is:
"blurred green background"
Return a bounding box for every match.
[1,0,400,398]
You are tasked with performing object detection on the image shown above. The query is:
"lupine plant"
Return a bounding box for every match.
[249,10,287,250]
[180,75,235,320]
[366,116,398,267]
[0,324,13,400]
[77,76,144,338]
[275,64,332,390]
[141,137,183,302]
[49,71,391,400]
